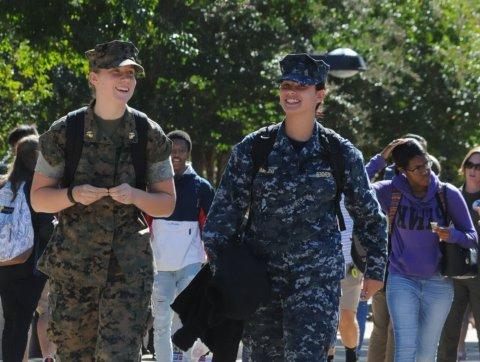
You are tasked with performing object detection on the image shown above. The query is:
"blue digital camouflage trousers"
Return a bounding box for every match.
[242,250,341,362]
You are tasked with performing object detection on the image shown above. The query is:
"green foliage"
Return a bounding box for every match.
[1,0,480,183]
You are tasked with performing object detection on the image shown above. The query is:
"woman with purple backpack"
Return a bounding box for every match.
[371,139,477,361]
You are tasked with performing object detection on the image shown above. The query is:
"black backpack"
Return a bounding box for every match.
[63,106,149,190]
[250,123,346,231]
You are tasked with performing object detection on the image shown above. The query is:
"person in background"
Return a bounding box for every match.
[372,139,477,361]
[438,146,480,361]
[365,135,440,362]
[356,300,369,355]
[328,199,364,362]
[151,130,214,362]
[0,135,51,362]
[0,125,39,175]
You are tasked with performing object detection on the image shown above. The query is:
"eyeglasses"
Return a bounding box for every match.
[465,160,480,171]
[406,160,432,174]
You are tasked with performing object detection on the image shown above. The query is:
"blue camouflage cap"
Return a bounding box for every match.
[279,53,329,86]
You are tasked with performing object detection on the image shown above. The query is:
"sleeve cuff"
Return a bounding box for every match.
[147,158,174,184]
[35,152,63,179]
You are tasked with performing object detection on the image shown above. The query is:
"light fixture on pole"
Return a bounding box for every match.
[313,48,367,79]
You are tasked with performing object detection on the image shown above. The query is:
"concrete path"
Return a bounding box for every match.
[13,320,480,361]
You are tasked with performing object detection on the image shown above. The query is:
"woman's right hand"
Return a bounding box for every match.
[72,184,109,205]
[380,138,408,160]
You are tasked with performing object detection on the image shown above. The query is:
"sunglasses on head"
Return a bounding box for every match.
[465,160,480,171]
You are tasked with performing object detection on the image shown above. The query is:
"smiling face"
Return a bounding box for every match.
[171,138,190,175]
[89,65,137,105]
[279,81,325,118]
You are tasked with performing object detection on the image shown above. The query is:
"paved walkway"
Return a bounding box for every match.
[16,321,480,361]
[140,320,480,361]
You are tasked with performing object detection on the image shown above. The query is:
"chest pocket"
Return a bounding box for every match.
[252,159,337,216]
[302,164,337,203]
[74,142,136,188]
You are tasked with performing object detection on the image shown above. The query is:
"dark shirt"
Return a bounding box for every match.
[288,137,308,153]
[462,188,480,236]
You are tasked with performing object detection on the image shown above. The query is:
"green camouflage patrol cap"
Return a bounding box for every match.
[85,40,145,75]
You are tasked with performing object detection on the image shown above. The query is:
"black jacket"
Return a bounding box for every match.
[171,244,271,362]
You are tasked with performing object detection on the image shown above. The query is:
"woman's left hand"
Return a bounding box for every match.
[432,225,451,241]
[109,183,137,205]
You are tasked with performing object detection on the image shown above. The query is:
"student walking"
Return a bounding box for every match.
[372,139,477,362]
[30,40,175,361]
[203,53,388,361]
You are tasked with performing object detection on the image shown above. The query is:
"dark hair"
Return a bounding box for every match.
[429,154,441,176]
[0,135,39,200]
[315,83,326,118]
[7,124,38,148]
[401,133,427,151]
[391,139,427,172]
[167,130,192,152]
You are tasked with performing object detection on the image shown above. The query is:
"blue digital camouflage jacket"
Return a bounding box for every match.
[203,121,387,281]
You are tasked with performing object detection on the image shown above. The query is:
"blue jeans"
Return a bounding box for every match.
[387,273,453,362]
[356,300,369,353]
[153,263,202,362]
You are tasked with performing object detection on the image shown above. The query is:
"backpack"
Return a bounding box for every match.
[251,122,346,231]
[0,181,34,264]
[63,106,149,189]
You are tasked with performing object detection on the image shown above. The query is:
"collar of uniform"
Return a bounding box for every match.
[82,102,138,145]
[274,120,323,158]
[83,101,102,143]
[123,106,139,145]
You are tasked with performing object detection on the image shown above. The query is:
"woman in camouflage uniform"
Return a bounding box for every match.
[31,40,175,361]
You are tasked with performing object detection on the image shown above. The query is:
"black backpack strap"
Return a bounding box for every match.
[318,126,346,231]
[64,107,88,187]
[251,123,281,179]
[435,183,449,225]
[130,110,149,190]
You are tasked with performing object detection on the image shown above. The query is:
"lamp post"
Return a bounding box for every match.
[313,48,367,79]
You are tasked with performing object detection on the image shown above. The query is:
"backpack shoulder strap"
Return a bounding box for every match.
[388,187,402,235]
[435,183,449,225]
[251,123,281,179]
[64,107,88,187]
[130,109,149,190]
[318,126,346,231]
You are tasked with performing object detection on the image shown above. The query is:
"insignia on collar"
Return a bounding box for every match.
[129,131,136,140]
[86,131,94,139]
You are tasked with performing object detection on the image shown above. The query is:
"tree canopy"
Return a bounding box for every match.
[1,0,479,183]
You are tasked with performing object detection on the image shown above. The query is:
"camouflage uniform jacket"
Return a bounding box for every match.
[203,121,387,281]
[37,104,172,286]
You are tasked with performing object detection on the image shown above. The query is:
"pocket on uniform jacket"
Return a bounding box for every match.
[305,170,337,202]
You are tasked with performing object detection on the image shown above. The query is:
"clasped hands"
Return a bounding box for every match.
[71,183,136,206]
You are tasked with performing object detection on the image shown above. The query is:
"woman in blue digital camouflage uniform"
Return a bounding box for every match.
[203,53,388,361]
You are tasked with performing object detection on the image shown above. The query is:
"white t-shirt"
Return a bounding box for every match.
[340,198,354,266]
